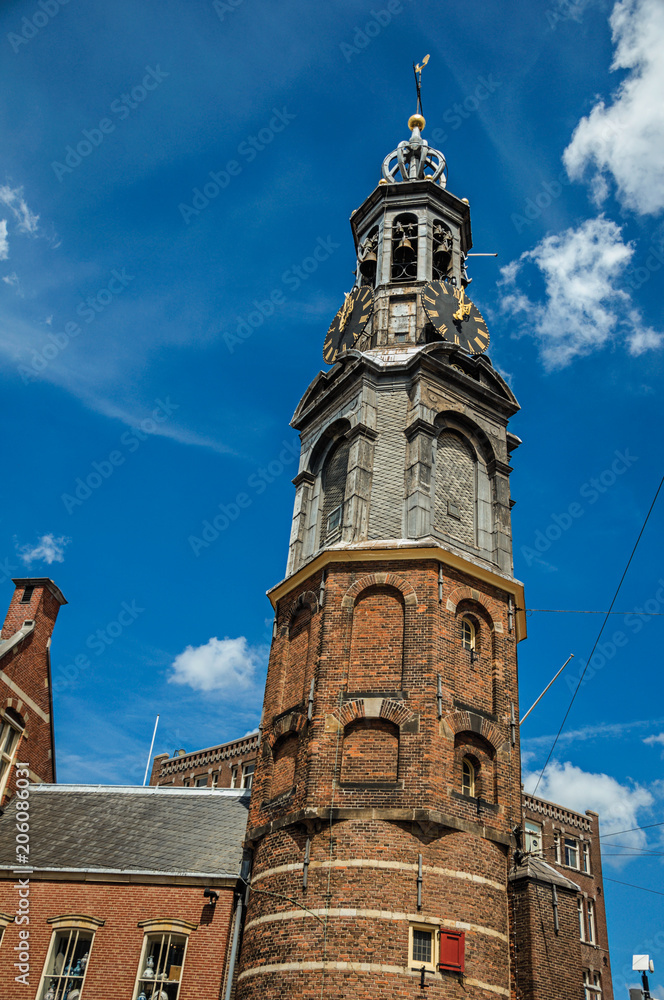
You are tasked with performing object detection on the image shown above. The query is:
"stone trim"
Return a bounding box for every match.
[47,913,106,930]
[246,806,512,846]
[245,907,508,943]
[332,697,416,731]
[137,917,198,934]
[440,710,503,751]
[523,793,593,832]
[285,590,319,628]
[341,573,418,609]
[238,961,509,995]
[250,857,504,891]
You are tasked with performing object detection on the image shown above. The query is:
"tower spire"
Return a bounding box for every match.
[413,53,430,116]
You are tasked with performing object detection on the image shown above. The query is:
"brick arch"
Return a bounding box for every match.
[334,697,415,731]
[445,586,502,628]
[440,709,503,753]
[2,698,27,724]
[341,573,417,610]
[284,590,319,631]
[266,710,306,750]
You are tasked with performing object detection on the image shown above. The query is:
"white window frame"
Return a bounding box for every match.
[584,970,602,1000]
[230,765,238,788]
[587,899,596,944]
[133,919,196,1000]
[408,922,437,973]
[194,775,208,787]
[582,842,591,874]
[578,898,586,942]
[564,837,579,869]
[554,832,561,864]
[0,713,24,800]
[461,758,475,797]
[241,762,255,789]
[525,821,543,856]
[460,617,476,652]
[37,915,103,1000]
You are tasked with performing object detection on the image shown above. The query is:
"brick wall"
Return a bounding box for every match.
[0,877,234,1000]
[237,554,523,999]
[0,580,65,805]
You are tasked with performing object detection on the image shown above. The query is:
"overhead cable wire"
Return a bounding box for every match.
[532,473,664,798]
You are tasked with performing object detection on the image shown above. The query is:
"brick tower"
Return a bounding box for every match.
[237,113,527,999]
[0,578,66,806]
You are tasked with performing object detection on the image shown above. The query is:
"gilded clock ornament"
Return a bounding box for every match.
[421,280,490,354]
[323,286,374,364]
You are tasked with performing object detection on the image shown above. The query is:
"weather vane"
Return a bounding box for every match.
[413,53,430,117]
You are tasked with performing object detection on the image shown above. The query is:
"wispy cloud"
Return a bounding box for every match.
[0,220,8,261]
[522,716,664,749]
[563,0,664,215]
[0,184,39,234]
[2,271,19,289]
[16,533,71,566]
[500,215,662,368]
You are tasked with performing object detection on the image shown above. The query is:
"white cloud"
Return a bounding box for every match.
[0,220,8,261]
[523,760,653,860]
[500,215,663,368]
[644,733,664,746]
[17,533,71,566]
[2,271,19,288]
[0,184,39,234]
[563,0,664,215]
[168,636,265,693]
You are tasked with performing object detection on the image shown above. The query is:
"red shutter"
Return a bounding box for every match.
[439,930,465,972]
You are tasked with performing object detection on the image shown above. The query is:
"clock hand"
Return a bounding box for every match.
[338,292,353,331]
[452,286,472,322]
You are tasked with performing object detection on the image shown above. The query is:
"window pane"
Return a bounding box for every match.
[461,759,474,797]
[136,933,186,1000]
[565,838,579,868]
[460,619,474,651]
[412,929,432,964]
[39,928,93,1000]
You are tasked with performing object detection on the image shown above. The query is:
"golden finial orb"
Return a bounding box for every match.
[408,113,426,131]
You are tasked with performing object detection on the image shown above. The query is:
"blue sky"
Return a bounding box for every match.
[0,0,663,989]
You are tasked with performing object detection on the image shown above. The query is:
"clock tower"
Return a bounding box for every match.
[236,112,527,1000]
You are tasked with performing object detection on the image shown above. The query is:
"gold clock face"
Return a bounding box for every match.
[421,280,490,355]
[323,286,374,364]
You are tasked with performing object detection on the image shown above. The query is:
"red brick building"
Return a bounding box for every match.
[0,578,66,807]
[513,793,613,1000]
[149,731,258,790]
[0,784,250,1000]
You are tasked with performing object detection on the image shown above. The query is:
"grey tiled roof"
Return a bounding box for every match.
[0,785,249,878]
[509,853,581,892]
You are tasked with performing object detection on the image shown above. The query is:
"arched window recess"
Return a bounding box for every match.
[357,226,379,287]
[391,213,418,283]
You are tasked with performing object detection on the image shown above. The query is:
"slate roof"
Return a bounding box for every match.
[509,853,581,892]
[0,785,250,878]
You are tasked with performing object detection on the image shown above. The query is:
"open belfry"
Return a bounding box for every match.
[236,96,532,999]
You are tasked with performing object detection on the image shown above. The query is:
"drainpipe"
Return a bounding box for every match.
[224,853,252,1000]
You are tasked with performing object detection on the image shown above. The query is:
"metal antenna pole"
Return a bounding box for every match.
[520,655,574,725]
[142,714,160,786]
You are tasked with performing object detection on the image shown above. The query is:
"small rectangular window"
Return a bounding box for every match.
[587,899,596,944]
[230,766,238,788]
[211,772,219,788]
[326,505,343,533]
[582,842,591,874]
[447,500,461,519]
[195,775,208,787]
[525,821,543,856]
[584,970,602,1000]
[182,778,190,787]
[241,763,255,789]
[554,832,561,864]
[565,837,579,869]
[578,899,586,941]
[21,586,34,604]
[409,924,436,972]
